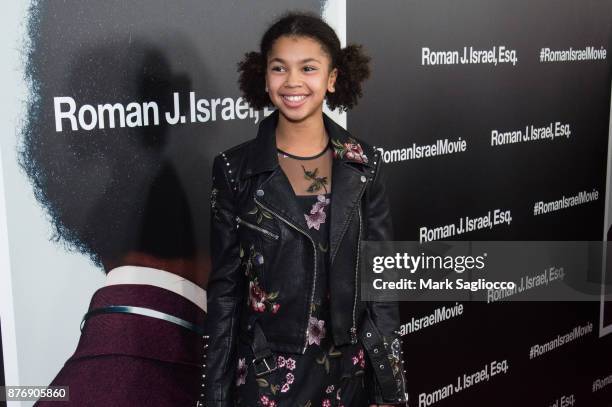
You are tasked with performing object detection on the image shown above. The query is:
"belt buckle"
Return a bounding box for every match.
[252,354,277,377]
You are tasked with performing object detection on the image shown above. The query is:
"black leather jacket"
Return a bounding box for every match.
[203,109,408,406]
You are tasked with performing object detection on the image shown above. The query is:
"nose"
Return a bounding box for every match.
[285,67,302,87]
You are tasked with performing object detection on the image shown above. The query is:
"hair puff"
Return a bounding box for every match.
[326,43,371,112]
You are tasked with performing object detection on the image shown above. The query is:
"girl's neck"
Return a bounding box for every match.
[275,109,329,156]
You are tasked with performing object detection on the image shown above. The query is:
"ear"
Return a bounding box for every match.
[327,67,338,93]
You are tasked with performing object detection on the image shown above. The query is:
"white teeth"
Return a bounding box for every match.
[283,95,306,102]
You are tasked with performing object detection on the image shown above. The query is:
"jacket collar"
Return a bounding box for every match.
[72,284,205,366]
[242,109,373,179]
[245,109,372,264]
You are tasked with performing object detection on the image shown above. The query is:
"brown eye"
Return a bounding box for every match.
[303,66,316,72]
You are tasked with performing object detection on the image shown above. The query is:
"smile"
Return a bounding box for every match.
[281,94,309,108]
[282,95,307,102]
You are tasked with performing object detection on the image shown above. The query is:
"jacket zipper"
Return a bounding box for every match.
[253,197,317,354]
[235,216,280,240]
[350,204,363,344]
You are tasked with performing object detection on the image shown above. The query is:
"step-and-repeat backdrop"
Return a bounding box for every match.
[348,1,612,406]
[0,1,610,406]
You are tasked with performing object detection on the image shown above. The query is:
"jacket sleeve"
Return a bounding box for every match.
[363,149,409,406]
[204,154,245,407]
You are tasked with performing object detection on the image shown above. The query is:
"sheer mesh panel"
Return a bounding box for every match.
[276,141,332,196]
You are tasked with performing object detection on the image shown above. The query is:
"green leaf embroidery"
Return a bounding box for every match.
[301,165,328,193]
[247,203,272,224]
[328,345,342,358]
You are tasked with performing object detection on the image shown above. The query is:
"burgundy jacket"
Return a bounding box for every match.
[35,284,205,406]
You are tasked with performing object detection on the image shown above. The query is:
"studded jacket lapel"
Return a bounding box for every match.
[324,114,374,264]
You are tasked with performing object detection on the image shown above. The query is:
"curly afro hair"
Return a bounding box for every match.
[237,11,371,112]
[20,38,199,270]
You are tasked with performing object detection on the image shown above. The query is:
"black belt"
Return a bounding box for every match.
[250,322,277,377]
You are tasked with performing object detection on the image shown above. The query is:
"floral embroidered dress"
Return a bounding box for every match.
[234,139,369,407]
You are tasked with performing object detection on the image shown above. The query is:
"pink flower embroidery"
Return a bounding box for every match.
[325,384,334,393]
[236,357,247,386]
[304,194,330,230]
[248,280,280,313]
[352,348,366,368]
[285,357,296,370]
[332,137,368,164]
[249,281,266,312]
[280,382,290,393]
[307,316,326,346]
[286,372,295,384]
[310,194,330,214]
[304,210,326,230]
[244,245,280,314]
[322,399,331,407]
[276,355,286,368]
[259,396,277,407]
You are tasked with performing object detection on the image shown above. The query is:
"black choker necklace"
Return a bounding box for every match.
[277,139,331,160]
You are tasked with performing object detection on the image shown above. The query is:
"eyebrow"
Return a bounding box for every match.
[269,57,322,64]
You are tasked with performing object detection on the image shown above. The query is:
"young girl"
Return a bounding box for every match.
[203,11,408,407]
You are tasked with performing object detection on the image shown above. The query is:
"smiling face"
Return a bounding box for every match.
[265,35,337,123]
